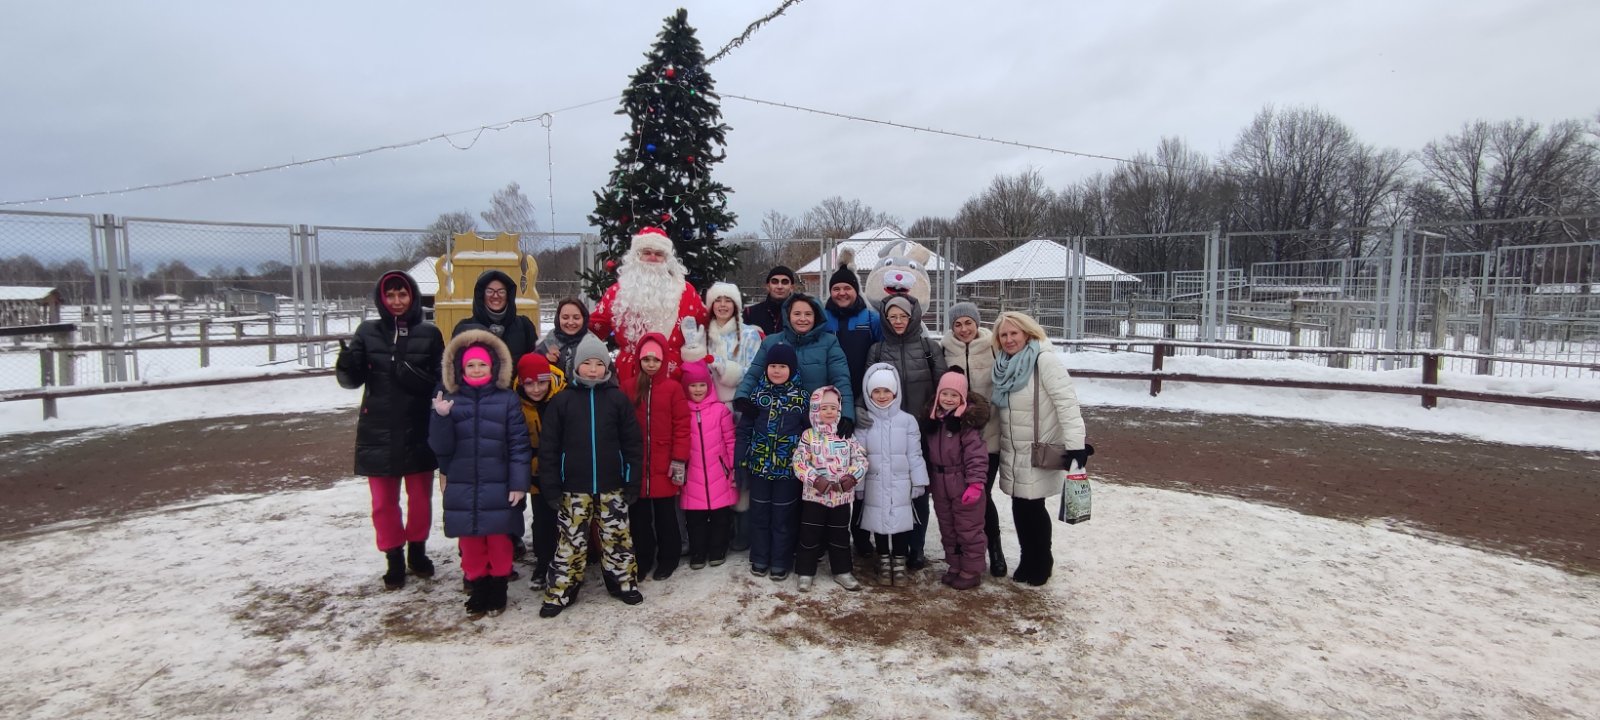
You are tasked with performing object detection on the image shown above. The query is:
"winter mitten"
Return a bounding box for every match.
[431,391,453,416]
[810,475,831,493]
[733,397,756,417]
[1063,443,1094,471]
[669,461,687,486]
[961,483,983,505]
[839,475,858,493]
[509,490,526,506]
[679,316,701,340]
[835,416,855,438]
[912,486,926,499]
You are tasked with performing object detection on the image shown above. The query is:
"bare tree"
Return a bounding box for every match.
[761,209,797,240]
[480,182,541,254]
[796,196,900,238]
[1106,138,1229,270]
[1224,105,1362,262]
[409,211,478,262]
[1413,118,1598,250]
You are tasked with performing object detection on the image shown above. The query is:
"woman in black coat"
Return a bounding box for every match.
[336,270,444,590]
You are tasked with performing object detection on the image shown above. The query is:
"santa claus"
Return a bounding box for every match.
[589,227,709,387]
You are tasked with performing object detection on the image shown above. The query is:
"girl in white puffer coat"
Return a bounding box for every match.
[855,363,929,586]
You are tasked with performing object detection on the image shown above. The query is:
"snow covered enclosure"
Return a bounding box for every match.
[957,238,1138,283]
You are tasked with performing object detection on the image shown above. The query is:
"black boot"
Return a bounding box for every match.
[382,548,406,590]
[988,545,1007,578]
[464,577,489,616]
[485,575,509,616]
[407,541,434,578]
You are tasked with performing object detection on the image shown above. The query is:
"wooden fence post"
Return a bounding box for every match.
[1150,343,1165,396]
[1288,300,1305,360]
[1476,298,1496,376]
[267,316,277,362]
[38,348,57,420]
[1330,305,1352,369]
[199,319,211,368]
[1421,352,1440,409]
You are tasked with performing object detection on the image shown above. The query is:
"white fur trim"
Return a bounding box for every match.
[630,229,673,256]
[704,281,741,310]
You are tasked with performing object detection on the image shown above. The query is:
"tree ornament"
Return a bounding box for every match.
[665,67,676,78]
[646,144,657,153]
[660,213,672,222]
[605,259,617,271]
[686,156,695,164]
[708,223,718,231]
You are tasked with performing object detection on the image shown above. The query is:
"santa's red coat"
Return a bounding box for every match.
[589,281,708,388]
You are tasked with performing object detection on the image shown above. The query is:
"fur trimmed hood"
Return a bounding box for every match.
[923,390,992,432]
[441,329,514,393]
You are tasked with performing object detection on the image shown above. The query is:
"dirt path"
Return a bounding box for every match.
[3,406,1596,574]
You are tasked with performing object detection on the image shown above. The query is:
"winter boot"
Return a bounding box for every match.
[834,573,862,591]
[951,572,982,590]
[382,548,407,590]
[615,588,644,605]
[539,603,564,618]
[485,575,510,616]
[797,575,814,592]
[890,555,907,587]
[464,577,489,616]
[876,556,892,587]
[989,546,1007,578]
[407,541,434,578]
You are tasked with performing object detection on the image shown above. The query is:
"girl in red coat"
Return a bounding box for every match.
[922,368,992,590]
[623,333,691,580]
[679,360,737,568]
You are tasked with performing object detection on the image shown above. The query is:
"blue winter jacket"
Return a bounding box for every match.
[736,295,856,421]
[429,330,533,538]
[823,296,882,399]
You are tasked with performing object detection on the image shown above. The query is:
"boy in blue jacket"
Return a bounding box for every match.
[537,334,646,618]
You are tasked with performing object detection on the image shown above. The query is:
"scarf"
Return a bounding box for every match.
[990,340,1041,409]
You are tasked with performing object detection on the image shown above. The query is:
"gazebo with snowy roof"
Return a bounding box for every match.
[796,227,960,291]
[956,238,1141,330]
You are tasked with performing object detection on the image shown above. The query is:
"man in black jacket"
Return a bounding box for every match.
[742,265,797,336]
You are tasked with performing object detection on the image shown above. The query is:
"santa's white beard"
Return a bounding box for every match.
[614,260,686,344]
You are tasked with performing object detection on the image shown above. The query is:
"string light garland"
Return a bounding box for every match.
[706,0,807,65]
[0,95,617,208]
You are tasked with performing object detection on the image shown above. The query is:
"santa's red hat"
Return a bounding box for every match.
[630,226,673,256]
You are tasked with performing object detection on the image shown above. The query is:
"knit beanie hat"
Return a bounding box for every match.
[516,353,552,383]
[766,265,797,283]
[865,364,900,400]
[462,346,493,387]
[680,360,712,386]
[948,301,981,329]
[765,343,798,372]
[931,367,969,418]
[828,263,860,293]
[884,296,914,318]
[638,335,665,359]
[571,334,612,385]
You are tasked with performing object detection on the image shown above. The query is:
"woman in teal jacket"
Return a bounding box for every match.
[735,293,856,431]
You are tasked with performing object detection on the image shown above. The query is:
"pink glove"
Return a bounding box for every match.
[961,483,983,505]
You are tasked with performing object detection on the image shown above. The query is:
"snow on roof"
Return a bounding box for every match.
[0,286,59,301]
[957,238,1139,283]
[153,294,185,302]
[405,256,440,296]
[796,230,960,274]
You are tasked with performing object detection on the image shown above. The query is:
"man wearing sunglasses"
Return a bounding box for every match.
[742,266,798,336]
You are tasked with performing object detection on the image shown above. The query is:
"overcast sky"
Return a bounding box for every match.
[4,0,1598,237]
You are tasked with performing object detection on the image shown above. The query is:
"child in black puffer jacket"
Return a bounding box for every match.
[429,330,531,617]
[537,334,646,618]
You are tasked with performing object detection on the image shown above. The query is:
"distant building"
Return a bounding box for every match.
[0,286,63,327]
[220,287,282,315]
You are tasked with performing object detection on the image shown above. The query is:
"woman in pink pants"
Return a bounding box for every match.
[335,271,445,590]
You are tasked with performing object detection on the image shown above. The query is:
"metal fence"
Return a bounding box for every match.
[2,208,1597,399]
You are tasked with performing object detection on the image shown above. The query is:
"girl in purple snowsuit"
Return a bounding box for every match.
[921,368,991,589]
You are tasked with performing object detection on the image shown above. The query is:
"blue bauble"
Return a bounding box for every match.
[646,143,657,153]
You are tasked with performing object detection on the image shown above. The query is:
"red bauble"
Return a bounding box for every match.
[686,156,696,164]
[605,259,617,271]
[664,67,676,78]
[622,215,630,224]
[660,213,671,221]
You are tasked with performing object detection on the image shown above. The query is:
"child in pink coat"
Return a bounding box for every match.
[679,361,738,568]
[791,385,868,592]
[922,368,991,589]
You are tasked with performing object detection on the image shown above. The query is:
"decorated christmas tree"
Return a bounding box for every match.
[583,8,739,298]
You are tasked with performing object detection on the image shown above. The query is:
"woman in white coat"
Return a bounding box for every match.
[989,311,1088,586]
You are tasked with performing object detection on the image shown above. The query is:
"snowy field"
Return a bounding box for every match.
[1,475,1596,718]
[0,348,1597,718]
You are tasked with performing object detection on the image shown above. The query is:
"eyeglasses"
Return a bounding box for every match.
[768,278,793,285]
[484,289,508,298]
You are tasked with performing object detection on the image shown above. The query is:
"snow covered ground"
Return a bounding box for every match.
[1,348,1597,718]
[1,478,1596,718]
